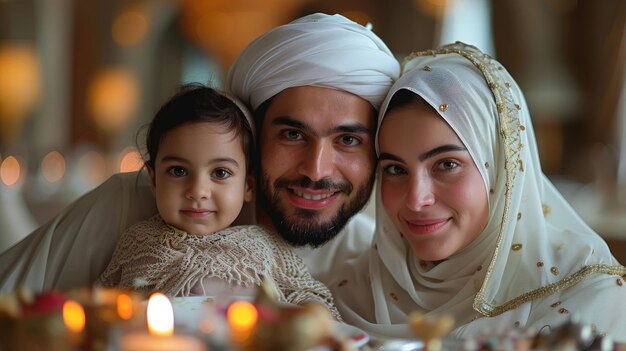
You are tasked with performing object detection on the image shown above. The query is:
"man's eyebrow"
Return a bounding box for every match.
[271,116,371,135]
[378,144,467,163]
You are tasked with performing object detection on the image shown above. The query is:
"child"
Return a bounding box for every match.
[98,84,339,317]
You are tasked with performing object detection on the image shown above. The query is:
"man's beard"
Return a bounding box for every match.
[257,173,375,248]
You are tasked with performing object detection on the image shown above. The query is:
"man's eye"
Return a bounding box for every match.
[167,167,187,177]
[213,168,232,179]
[340,135,361,146]
[283,130,303,140]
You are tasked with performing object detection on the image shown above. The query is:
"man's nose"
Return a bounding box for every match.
[405,174,435,211]
[186,176,210,200]
[298,142,335,181]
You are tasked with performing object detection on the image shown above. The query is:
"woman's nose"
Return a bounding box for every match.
[298,142,335,181]
[405,175,435,211]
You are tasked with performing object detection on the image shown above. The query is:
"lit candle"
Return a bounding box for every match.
[227,300,257,348]
[119,293,206,351]
[63,299,85,346]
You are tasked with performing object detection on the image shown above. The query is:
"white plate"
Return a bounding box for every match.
[170,296,369,349]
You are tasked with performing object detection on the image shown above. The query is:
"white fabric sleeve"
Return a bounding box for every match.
[0,171,157,293]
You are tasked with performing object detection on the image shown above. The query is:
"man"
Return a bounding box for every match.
[0,13,399,292]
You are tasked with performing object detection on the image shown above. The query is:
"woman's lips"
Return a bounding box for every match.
[405,218,450,235]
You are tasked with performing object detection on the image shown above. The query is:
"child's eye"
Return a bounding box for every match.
[167,166,187,177]
[213,168,232,179]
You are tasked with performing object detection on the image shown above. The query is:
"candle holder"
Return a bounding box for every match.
[408,310,455,351]
[66,286,145,351]
[0,289,75,351]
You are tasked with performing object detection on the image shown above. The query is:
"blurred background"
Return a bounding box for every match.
[0,0,625,257]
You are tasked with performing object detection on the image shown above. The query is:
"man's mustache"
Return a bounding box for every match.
[274,177,352,194]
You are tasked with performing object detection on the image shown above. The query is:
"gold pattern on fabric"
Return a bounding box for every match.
[617,279,623,287]
[474,264,626,316]
[423,65,432,71]
[551,267,560,276]
[542,204,551,217]
[550,301,561,308]
[511,244,522,251]
[439,103,449,112]
[537,261,544,267]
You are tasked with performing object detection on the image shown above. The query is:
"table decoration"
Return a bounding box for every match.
[408,310,455,351]
[117,292,207,351]
[0,288,78,351]
[66,286,145,350]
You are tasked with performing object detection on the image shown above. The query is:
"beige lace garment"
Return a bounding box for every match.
[97,215,340,318]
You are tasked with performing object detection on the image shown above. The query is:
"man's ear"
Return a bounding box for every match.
[244,175,255,202]
[145,164,156,193]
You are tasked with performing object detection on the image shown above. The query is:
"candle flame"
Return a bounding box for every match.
[63,300,86,333]
[117,293,134,320]
[227,300,257,330]
[146,293,174,336]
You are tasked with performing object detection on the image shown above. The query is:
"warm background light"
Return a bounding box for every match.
[118,148,143,173]
[63,299,86,333]
[113,10,149,47]
[87,67,140,135]
[0,43,41,145]
[146,293,174,336]
[77,150,108,184]
[0,155,22,187]
[41,151,66,183]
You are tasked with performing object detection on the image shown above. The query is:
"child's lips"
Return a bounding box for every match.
[181,209,214,217]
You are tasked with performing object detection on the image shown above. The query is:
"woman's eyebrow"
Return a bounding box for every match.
[378,144,467,163]
[418,144,467,161]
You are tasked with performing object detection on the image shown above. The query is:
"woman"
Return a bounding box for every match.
[332,42,626,341]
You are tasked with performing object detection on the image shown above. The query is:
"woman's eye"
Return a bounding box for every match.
[438,160,460,170]
[167,166,187,177]
[340,135,361,146]
[382,164,406,175]
[213,168,232,179]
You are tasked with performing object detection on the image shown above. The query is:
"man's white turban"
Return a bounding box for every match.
[226,13,400,111]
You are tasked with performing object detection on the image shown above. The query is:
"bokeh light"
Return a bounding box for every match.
[118,148,143,173]
[112,10,148,47]
[87,67,140,134]
[0,155,22,187]
[41,150,66,183]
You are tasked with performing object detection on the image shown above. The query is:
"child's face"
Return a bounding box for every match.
[377,101,489,261]
[147,121,252,236]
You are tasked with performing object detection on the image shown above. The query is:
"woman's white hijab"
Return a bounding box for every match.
[332,42,626,339]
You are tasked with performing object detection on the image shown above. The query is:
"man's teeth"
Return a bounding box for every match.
[293,190,333,200]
